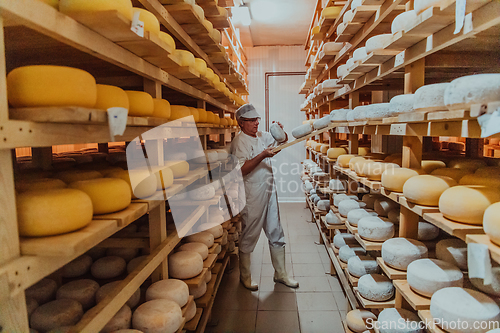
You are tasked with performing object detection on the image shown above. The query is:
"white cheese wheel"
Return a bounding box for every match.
[146,279,189,307]
[346,309,377,332]
[407,259,463,297]
[321,79,342,91]
[91,256,127,279]
[421,160,446,173]
[304,181,313,192]
[106,248,139,263]
[347,208,378,226]
[337,22,347,37]
[431,167,472,182]
[347,255,379,278]
[353,47,368,63]
[26,278,57,305]
[444,74,500,110]
[201,224,224,239]
[132,299,183,333]
[403,175,457,206]
[439,185,500,224]
[418,222,440,240]
[364,103,394,120]
[374,198,399,217]
[339,199,363,217]
[70,178,131,214]
[16,188,93,237]
[471,267,500,297]
[414,0,445,14]
[413,83,450,111]
[333,233,357,248]
[389,94,415,115]
[96,281,140,309]
[343,9,355,23]
[484,202,500,246]
[204,268,212,283]
[30,299,83,332]
[358,274,394,301]
[391,10,418,34]
[435,238,468,270]
[377,308,423,333]
[362,193,381,209]
[330,109,349,121]
[387,209,400,223]
[325,211,341,224]
[292,123,313,138]
[56,279,99,310]
[313,115,331,130]
[329,179,345,191]
[382,238,428,270]
[334,193,358,207]
[339,244,366,262]
[317,199,331,211]
[365,34,392,53]
[327,148,347,159]
[168,251,203,279]
[358,216,395,242]
[178,242,209,260]
[61,254,93,278]
[270,123,287,143]
[100,304,131,333]
[188,184,215,201]
[352,105,368,121]
[337,154,356,167]
[189,280,207,299]
[184,298,197,321]
[323,42,344,53]
[430,288,500,333]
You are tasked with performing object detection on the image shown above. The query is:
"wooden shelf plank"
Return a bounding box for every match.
[182,267,209,288]
[173,168,209,185]
[203,254,217,269]
[466,234,500,264]
[321,216,347,230]
[194,271,217,308]
[184,308,203,332]
[418,310,447,333]
[353,287,396,308]
[272,123,338,153]
[376,257,407,280]
[93,203,149,227]
[398,197,440,217]
[344,268,360,287]
[394,280,431,310]
[355,233,383,251]
[423,212,484,241]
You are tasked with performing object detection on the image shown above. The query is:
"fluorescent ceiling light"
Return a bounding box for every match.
[232,5,251,26]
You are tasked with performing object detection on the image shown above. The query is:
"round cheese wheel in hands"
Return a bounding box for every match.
[146,279,189,307]
[56,279,99,310]
[436,238,467,270]
[30,299,84,333]
[346,309,377,332]
[444,74,500,111]
[270,123,287,143]
[132,299,183,333]
[403,175,457,206]
[357,274,394,301]
[26,278,58,305]
[484,202,500,246]
[382,238,428,270]
[407,258,463,297]
[168,251,203,279]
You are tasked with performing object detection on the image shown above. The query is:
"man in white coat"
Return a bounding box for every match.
[230,104,298,290]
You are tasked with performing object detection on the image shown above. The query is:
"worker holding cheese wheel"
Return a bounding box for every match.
[230,104,298,290]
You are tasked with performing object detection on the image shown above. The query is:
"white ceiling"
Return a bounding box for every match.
[233,0,317,47]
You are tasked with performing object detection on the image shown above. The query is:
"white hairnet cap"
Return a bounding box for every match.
[236,104,261,120]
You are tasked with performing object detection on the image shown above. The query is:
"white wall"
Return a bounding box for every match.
[246,46,307,202]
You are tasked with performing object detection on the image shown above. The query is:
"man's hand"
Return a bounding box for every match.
[262,147,277,158]
[272,121,284,129]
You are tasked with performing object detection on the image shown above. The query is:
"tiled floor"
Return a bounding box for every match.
[207,202,348,333]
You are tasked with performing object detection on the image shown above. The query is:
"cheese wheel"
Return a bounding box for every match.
[199,223,224,238]
[146,279,189,307]
[358,147,370,156]
[413,83,449,111]
[132,299,183,333]
[86,247,107,261]
[170,105,191,120]
[330,109,349,121]
[346,309,377,333]
[421,160,446,173]
[337,154,356,167]
[382,238,428,271]
[407,259,463,297]
[431,167,472,182]
[414,0,445,14]
[26,278,58,305]
[403,175,457,206]
[339,244,366,263]
[91,256,127,279]
[159,31,175,50]
[326,148,346,159]
[321,6,342,18]
[430,288,500,333]
[389,93,415,115]
[188,183,215,201]
[436,238,467,270]
[62,254,93,278]
[178,242,208,260]
[325,211,341,224]
[313,115,331,130]
[317,199,330,212]
[329,179,345,191]
[292,123,313,138]
[106,248,139,262]
[95,84,129,110]
[132,8,160,36]
[352,47,368,63]
[30,299,83,332]
[449,158,487,171]
[365,34,392,53]
[197,108,208,123]
[349,156,366,171]
[189,280,207,299]
[55,170,103,184]
[471,267,500,297]
[439,185,500,224]
[15,178,66,192]
[16,188,93,236]
[184,298,197,321]
[333,233,357,248]
[391,10,418,34]
[151,98,171,119]
[188,107,199,122]
[174,50,195,67]
[333,194,357,207]
[124,91,154,117]
[339,199,364,217]
[7,65,97,108]
[381,168,419,192]
[347,209,378,226]
[56,279,99,310]
[358,216,395,242]
[347,255,379,278]
[106,169,157,200]
[70,178,131,214]
[164,160,189,179]
[357,274,394,301]
[362,194,381,209]
[96,281,140,308]
[59,0,133,20]
[418,222,440,240]
[99,304,132,333]
[387,209,400,223]
[444,74,500,110]
[193,58,207,76]
[168,251,203,279]
[484,202,500,246]
[363,162,400,181]
[459,174,500,188]
[374,198,399,217]
[377,308,423,333]
[127,255,147,275]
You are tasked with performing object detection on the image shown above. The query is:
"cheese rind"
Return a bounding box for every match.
[413,83,449,111]
[484,202,500,246]
[357,274,394,301]
[168,251,204,279]
[358,216,395,241]
[133,8,160,36]
[270,123,287,143]
[347,209,378,226]
[56,279,99,310]
[418,221,440,241]
[69,178,131,214]
[30,299,83,332]
[61,255,93,278]
[26,278,58,305]
[125,90,154,117]
[95,84,129,110]
[146,279,189,307]
[91,256,127,279]
[444,74,500,111]
[346,309,377,333]
[381,167,419,192]
[403,175,457,206]
[59,0,133,20]
[407,259,463,297]
[382,238,428,271]
[333,233,357,248]
[365,34,392,53]
[292,123,313,138]
[132,299,183,333]
[178,242,209,260]
[152,98,171,119]
[391,10,418,34]
[435,238,467,270]
[377,308,423,333]
[470,267,500,297]
[339,244,366,262]
[347,255,379,278]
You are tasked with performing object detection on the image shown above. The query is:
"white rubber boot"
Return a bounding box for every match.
[239,251,258,291]
[270,246,299,288]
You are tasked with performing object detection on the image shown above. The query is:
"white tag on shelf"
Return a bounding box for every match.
[479,108,500,138]
[131,11,144,37]
[468,243,493,284]
[454,0,466,34]
[107,107,128,141]
[394,51,405,67]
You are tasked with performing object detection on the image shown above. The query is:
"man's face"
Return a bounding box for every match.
[239,117,260,137]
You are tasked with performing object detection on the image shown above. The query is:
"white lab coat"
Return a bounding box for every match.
[230,131,285,253]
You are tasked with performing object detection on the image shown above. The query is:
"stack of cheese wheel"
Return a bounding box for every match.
[382,238,428,271]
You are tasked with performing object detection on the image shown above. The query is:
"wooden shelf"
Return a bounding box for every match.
[376,257,407,280]
[93,203,149,227]
[398,197,440,217]
[345,268,359,287]
[183,267,209,288]
[393,280,431,310]
[418,310,447,333]
[321,216,347,230]
[174,168,209,186]
[466,234,500,264]
[423,212,484,241]
[203,254,218,269]
[184,308,203,332]
[355,233,383,251]
[353,287,396,308]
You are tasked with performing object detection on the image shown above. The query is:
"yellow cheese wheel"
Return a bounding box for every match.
[125,91,154,117]
[16,189,93,236]
[382,168,420,192]
[337,154,356,168]
[170,105,191,120]
[220,118,228,127]
[431,168,472,182]
[484,202,500,246]
[59,0,133,20]
[421,160,446,173]
[69,178,131,214]
[358,147,371,156]
[7,65,97,108]
[312,26,320,34]
[132,8,160,36]
[449,159,487,171]
[322,6,342,18]
[188,107,200,122]
[204,67,215,81]
[212,74,221,85]
[476,166,500,177]
[213,116,221,125]
[15,178,67,192]
[174,50,195,67]
[152,166,174,190]
[210,29,221,43]
[178,242,209,260]
[363,162,400,181]
[350,157,367,172]
[159,31,176,50]
[197,108,208,123]
[106,169,157,199]
[55,170,103,184]
[165,160,189,178]
[314,143,322,152]
[194,58,207,76]
[403,175,457,206]
[320,144,329,154]
[193,4,205,20]
[459,174,500,188]
[439,185,500,224]
[206,111,216,124]
[202,19,213,32]
[95,84,129,110]
[39,0,59,9]
[152,98,171,119]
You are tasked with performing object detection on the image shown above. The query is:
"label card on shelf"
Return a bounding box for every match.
[478,109,500,138]
[394,51,405,67]
[131,11,145,37]
[468,243,493,284]
[454,0,466,34]
[107,107,129,141]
